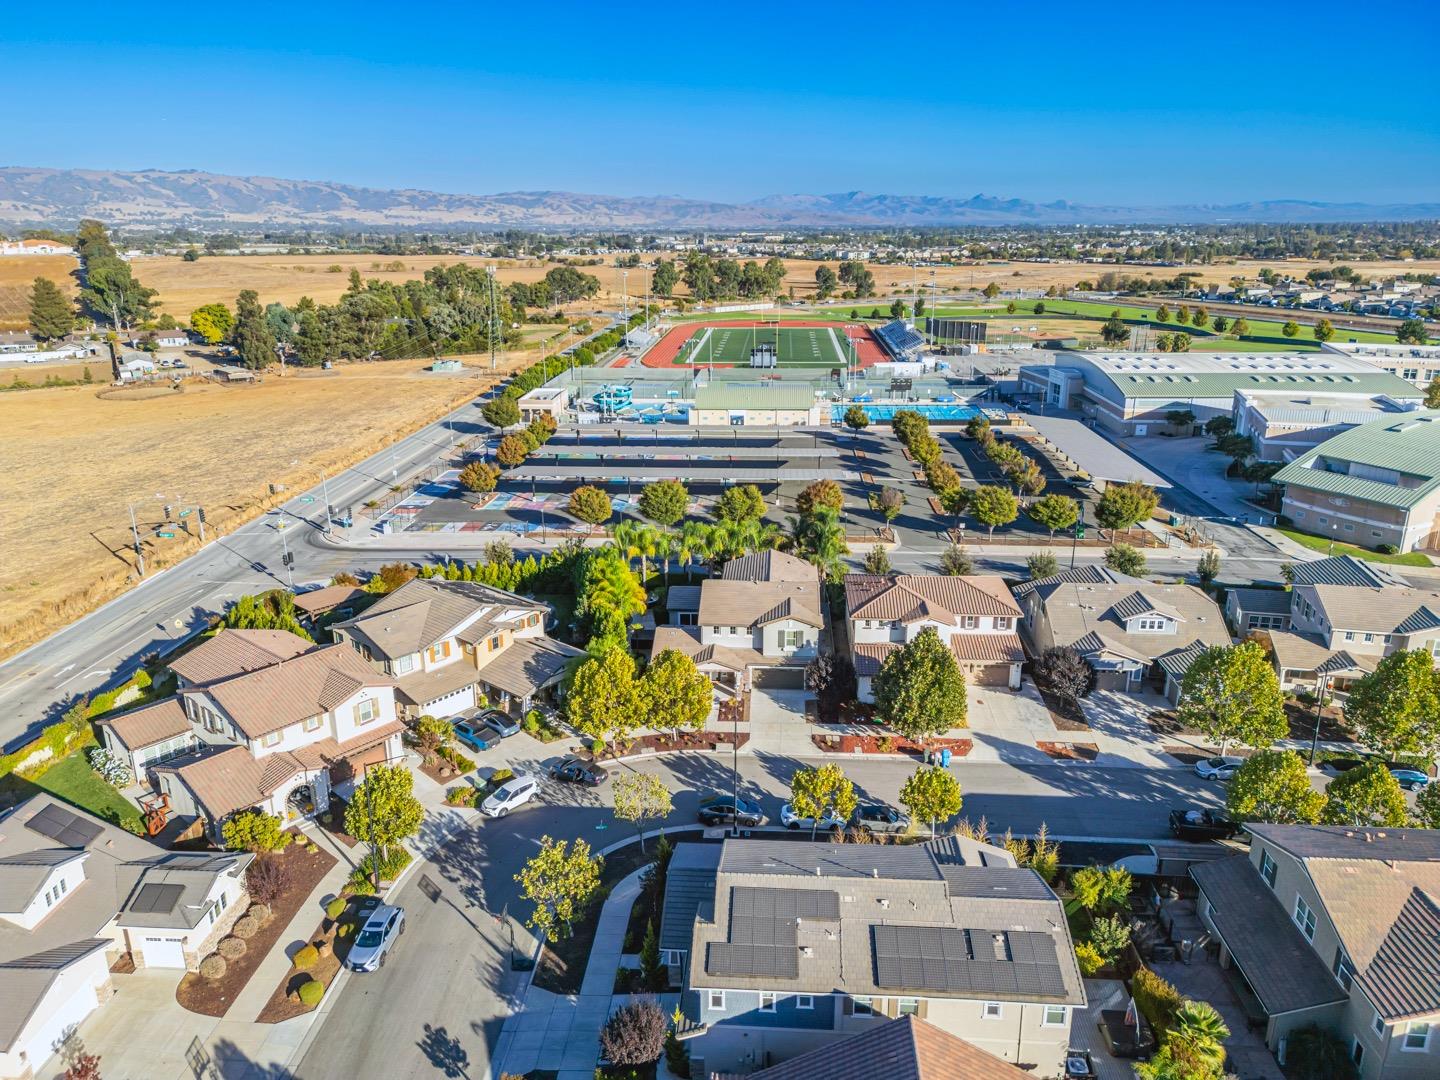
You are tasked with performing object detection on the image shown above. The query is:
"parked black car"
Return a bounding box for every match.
[1168,808,1240,842]
[698,796,765,827]
[852,804,911,835]
[549,757,610,786]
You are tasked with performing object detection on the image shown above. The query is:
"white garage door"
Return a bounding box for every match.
[143,935,187,968]
[424,685,476,716]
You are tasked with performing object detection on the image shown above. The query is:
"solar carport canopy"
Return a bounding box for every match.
[1025,415,1171,488]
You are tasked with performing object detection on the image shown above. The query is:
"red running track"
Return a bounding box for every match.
[641,320,887,369]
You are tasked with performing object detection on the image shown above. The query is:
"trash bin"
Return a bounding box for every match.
[1170,514,1181,526]
[940,747,952,768]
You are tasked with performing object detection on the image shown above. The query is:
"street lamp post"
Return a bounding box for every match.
[1308,672,1331,766]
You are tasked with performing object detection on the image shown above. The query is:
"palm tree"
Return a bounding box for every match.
[677,521,714,581]
[578,551,647,644]
[1170,1000,1230,1070]
[610,519,644,577]
[789,506,848,581]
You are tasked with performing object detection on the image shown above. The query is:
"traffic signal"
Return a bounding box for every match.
[197,507,207,525]
[163,504,172,520]
[283,552,294,568]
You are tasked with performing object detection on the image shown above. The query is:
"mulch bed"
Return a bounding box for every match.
[582,730,749,762]
[1037,742,1099,761]
[109,952,136,975]
[810,732,972,758]
[1145,710,1202,737]
[317,800,360,849]
[1163,746,1209,764]
[175,841,337,1018]
[419,757,472,786]
[1283,700,1351,742]
[255,897,361,1023]
[1037,688,1090,731]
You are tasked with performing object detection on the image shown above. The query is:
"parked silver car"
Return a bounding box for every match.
[347,904,405,972]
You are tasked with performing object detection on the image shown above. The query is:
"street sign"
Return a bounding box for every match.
[1076,524,1086,539]
[300,495,315,504]
[178,508,191,518]
[157,531,176,539]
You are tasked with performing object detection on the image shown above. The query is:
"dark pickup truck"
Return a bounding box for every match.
[1169,808,1241,842]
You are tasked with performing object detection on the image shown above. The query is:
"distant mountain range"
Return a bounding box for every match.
[0,167,1435,229]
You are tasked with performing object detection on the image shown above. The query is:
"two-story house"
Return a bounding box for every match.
[1252,556,1440,694]
[0,797,252,1078]
[1192,825,1440,1080]
[669,836,1086,1078]
[843,574,1024,700]
[1013,567,1231,702]
[97,630,404,842]
[330,578,583,718]
[653,551,822,695]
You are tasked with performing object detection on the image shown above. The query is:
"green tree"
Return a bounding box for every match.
[1177,643,1286,755]
[1096,482,1158,537]
[1321,762,1409,827]
[1174,305,1190,326]
[567,646,643,744]
[221,809,291,853]
[1397,318,1430,345]
[222,592,312,640]
[577,549,647,650]
[189,302,234,345]
[265,301,295,344]
[459,460,501,493]
[863,545,891,574]
[874,627,967,742]
[81,256,157,328]
[1104,542,1147,576]
[1191,305,1209,328]
[1166,409,1196,433]
[1204,415,1234,438]
[345,764,424,891]
[1027,494,1079,537]
[1282,320,1301,338]
[568,485,613,526]
[790,763,859,839]
[873,487,905,524]
[1026,552,1059,579]
[27,277,73,340]
[612,773,673,851]
[899,765,963,837]
[233,289,277,369]
[515,836,603,940]
[413,714,455,765]
[1414,781,1440,829]
[1100,312,1130,346]
[814,264,838,299]
[969,485,1018,539]
[1344,649,1440,759]
[843,404,870,432]
[482,396,521,427]
[982,282,1000,299]
[714,484,766,524]
[1211,315,1228,334]
[652,259,679,299]
[642,648,713,737]
[638,479,689,527]
[796,478,844,515]
[1197,548,1221,587]
[787,505,848,580]
[1226,750,1324,824]
[294,309,329,365]
[495,434,529,467]
[1313,318,1334,342]
[1425,378,1440,410]
[940,544,975,576]
[1155,304,1171,323]
[1231,316,1250,337]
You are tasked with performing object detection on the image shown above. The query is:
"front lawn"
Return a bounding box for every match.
[1274,527,1432,566]
[0,750,143,832]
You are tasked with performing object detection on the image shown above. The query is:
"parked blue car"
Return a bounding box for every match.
[477,709,520,738]
[453,718,503,753]
[1389,766,1431,791]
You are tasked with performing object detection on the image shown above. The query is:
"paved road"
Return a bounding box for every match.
[297,754,1224,1080]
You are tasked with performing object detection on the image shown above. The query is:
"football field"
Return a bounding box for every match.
[678,325,853,367]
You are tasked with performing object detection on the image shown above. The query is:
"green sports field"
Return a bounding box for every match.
[677,325,854,367]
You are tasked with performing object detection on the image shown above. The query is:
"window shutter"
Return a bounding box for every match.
[883,997,898,1018]
[917,1000,929,1019]
[842,997,853,1016]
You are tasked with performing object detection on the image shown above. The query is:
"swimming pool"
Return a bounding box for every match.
[830,403,1007,423]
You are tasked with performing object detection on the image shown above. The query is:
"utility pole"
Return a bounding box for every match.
[487,266,498,372]
[128,503,146,577]
[278,519,295,590]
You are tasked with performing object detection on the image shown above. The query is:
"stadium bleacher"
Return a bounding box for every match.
[875,319,925,360]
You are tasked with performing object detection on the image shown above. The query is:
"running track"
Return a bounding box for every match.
[641,320,887,368]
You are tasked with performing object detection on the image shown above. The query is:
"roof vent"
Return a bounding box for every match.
[879,898,890,909]
[871,867,879,878]
[800,946,814,958]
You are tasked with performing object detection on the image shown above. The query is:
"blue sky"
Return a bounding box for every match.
[7,1,1438,205]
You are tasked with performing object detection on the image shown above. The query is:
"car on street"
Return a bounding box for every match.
[852,804,911,835]
[347,904,405,972]
[1388,766,1432,791]
[452,718,499,753]
[172,359,188,368]
[697,795,765,828]
[780,802,844,833]
[550,757,609,786]
[477,709,520,738]
[481,774,539,817]
[1168,808,1241,842]
[1194,756,1242,781]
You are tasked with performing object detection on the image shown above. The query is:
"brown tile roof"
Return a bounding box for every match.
[853,634,1023,676]
[475,636,585,699]
[733,1015,1032,1080]
[291,585,367,616]
[845,575,1021,623]
[332,578,545,659]
[289,720,405,770]
[653,626,765,673]
[167,629,312,686]
[184,645,394,739]
[698,580,822,630]
[720,550,820,584]
[97,697,191,751]
[156,746,301,820]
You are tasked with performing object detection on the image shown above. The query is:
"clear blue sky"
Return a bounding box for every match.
[8,0,1438,206]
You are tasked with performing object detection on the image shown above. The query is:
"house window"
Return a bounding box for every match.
[708,990,725,1011]
[1260,850,1277,888]
[962,616,978,629]
[427,641,452,663]
[1135,617,1168,632]
[796,995,814,1010]
[1345,632,1355,642]
[1043,1006,1067,1027]
[852,996,874,1016]
[263,731,281,747]
[488,635,502,652]
[729,626,739,635]
[780,629,805,649]
[392,654,415,675]
[982,1002,1003,1020]
[304,715,322,732]
[1294,895,1316,940]
[355,699,378,725]
[1404,1022,1431,1051]
[897,998,919,1016]
[995,617,1012,631]
[1374,1012,1386,1036]
[1352,1038,1365,1067]
[1363,633,1374,643]
[1332,948,1355,991]
[760,992,776,1013]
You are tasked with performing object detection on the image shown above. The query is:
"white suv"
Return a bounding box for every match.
[481,774,539,818]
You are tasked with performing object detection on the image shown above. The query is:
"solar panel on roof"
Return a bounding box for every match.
[25,803,103,848]
[129,882,184,915]
[872,925,1066,997]
[707,942,799,978]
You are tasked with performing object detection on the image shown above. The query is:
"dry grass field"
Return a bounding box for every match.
[0,255,79,330]
[0,355,527,659]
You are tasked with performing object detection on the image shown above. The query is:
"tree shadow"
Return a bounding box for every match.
[416,1024,471,1079]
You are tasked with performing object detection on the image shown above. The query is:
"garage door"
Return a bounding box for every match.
[423,685,475,716]
[142,935,187,968]
[752,667,806,689]
[968,663,1010,688]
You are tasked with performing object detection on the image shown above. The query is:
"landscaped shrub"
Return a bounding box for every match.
[199,953,227,980]
[245,852,289,908]
[325,897,347,920]
[297,978,324,1007]
[231,915,261,940]
[1132,966,1184,1035]
[87,745,132,786]
[292,944,320,970]
[246,902,271,923]
[1075,942,1105,975]
[217,936,247,960]
[347,848,413,894]
[490,768,514,786]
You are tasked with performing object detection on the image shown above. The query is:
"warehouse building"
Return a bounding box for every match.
[689,384,826,427]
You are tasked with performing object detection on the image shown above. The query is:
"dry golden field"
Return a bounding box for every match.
[0,255,79,330]
[0,355,528,659]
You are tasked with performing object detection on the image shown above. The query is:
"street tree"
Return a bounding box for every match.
[1026,551,1060,580]
[874,487,904,523]
[899,765,963,836]
[612,773,673,851]
[482,396,521,427]
[641,648,712,738]
[714,484,766,523]
[515,836,603,940]
[568,485,613,526]
[796,479,844,515]
[1104,542,1147,576]
[1343,649,1440,759]
[1313,318,1335,342]
[790,763,859,839]
[1225,750,1325,824]
[567,646,644,745]
[1028,494,1079,537]
[1197,548,1221,587]
[1321,762,1409,827]
[1282,320,1300,338]
[233,289,277,369]
[495,435,530,467]
[638,479,689,527]
[843,404,870,432]
[1396,318,1430,345]
[1095,482,1158,537]
[28,277,74,340]
[969,485,1018,539]
[874,627,967,742]
[1177,643,1286,756]
[459,460,501,493]
[940,544,975,576]
[345,765,424,891]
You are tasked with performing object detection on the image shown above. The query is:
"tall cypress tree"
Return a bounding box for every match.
[233,289,277,370]
[28,277,74,340]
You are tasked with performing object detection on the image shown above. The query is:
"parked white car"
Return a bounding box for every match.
[1194,756,1242,781]
[779,802,845,833]
[481,774,539,818]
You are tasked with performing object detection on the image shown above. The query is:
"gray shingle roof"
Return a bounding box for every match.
[0,940,111,1052]
[1289,555,1407,588]
[1308,583,1440,636]
[1010,564,1140,601]
[0,850,87,912]
[1032,580,1230,664]
[660,843,721,953]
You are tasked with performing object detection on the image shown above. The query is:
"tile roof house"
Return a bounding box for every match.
[98,631,404,842]
[653,554,822,697]
[1015,568,1230,702]
[0,797,252,1079]
[1192,825,1440,1079]
[673,836,1084,1078]
[330,578,582,717]
[844,575,1024,699]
